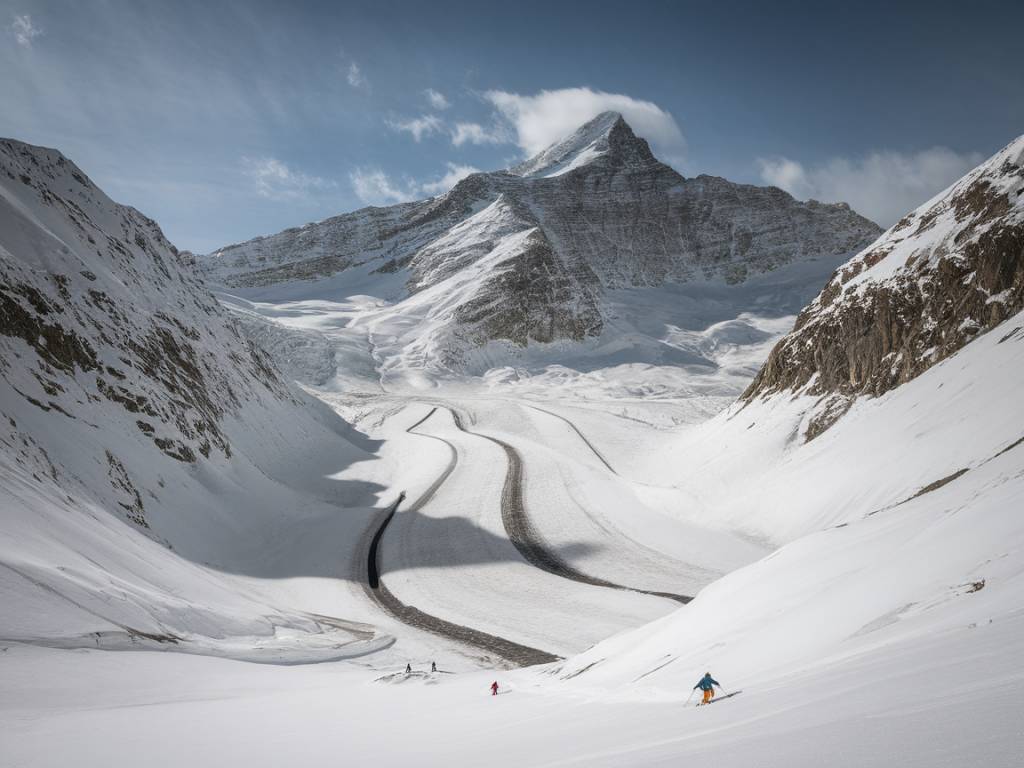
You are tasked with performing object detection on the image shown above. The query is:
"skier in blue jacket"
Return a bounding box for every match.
[694,672,721,705]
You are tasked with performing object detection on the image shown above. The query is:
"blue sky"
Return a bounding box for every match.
[2,0,1022,253]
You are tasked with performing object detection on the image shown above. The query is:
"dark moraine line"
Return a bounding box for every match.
[450,408,692,605]
[362,407,560,667]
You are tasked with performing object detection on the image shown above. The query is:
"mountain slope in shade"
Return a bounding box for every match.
[0,139,387,659]
[744,135,1024,437]
[201,113,880,379]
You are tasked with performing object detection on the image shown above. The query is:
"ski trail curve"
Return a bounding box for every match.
[362,407,560,666]
[448,408,692,605]
[519,402,618,475]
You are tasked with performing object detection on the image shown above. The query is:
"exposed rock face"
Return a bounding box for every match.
[202,113,880,359]
[743,135,1024,435]
[0,139,317,526]
[452,231,604,347]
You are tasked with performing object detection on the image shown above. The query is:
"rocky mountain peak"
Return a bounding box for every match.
[510,111,657,178]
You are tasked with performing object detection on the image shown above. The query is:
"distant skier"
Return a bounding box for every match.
[490,681,499,696]
[693,672,721,705]
[431,661,437,673]
[405,663,412,674]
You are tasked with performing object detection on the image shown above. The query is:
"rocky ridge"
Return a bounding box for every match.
[743,135,1024,438]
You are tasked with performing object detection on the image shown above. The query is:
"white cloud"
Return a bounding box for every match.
[758,147,985,227]
[424,88,450,110]
[483,87,685,159]
[387,114,444,142]
[350,162,480,205]
[451,121,509,147]
[243,157,335,200]
[11,14,42,48]
[346,61,368,89]
[420,162,480,195]
[757,157,808,193]
[350,168,417,205]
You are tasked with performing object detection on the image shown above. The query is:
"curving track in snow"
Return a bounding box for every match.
[450,409,692,604]
[517,402,618,475]
[362,408,559,666]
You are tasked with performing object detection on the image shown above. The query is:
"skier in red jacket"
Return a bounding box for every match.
[490,681,499,696]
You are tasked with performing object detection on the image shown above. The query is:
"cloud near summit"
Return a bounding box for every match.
[484,87,685,160]
[758,147,984,227]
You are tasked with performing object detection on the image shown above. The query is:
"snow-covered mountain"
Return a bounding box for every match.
[201,113,880,378]
[0,139,387,659]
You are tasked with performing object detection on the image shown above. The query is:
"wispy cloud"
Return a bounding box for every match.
[349,167,416,205]
[424,88,449,110]
[11,14,42,48]
[346,61,368,89]
[350,161,480,204]
[451,121,509,147]
[387,114,444,142]
[420,162,479,195]
[758,147,984,227]
[483,87,685,160]
[243,157,335,200]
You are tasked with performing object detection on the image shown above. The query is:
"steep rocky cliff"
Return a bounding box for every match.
[743,135,1024,438]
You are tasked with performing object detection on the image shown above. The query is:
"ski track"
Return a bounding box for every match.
[448,407,693,605]
[362,407,560,667]
[518,402,618,475]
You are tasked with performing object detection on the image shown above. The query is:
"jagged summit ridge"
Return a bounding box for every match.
[509,111,658,178]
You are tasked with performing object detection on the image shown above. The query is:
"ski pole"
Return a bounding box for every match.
[684,689,696,706]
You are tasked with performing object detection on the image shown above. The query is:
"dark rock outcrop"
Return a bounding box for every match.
[743,135,1024,436]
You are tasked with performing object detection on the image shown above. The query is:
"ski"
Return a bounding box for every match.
[697,690,743,706]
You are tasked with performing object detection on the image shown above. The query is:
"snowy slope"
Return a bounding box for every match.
[0,139,395,660]
[545,139,1024,742]
[3,610,1020,768]
[558,307,1024,684]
